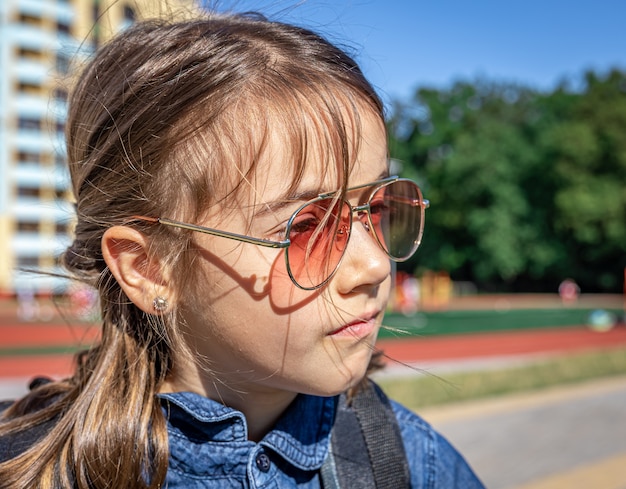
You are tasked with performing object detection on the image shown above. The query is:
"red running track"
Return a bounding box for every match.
[378,325,626,363]
[0,321,99,378]
[1,322,626,379]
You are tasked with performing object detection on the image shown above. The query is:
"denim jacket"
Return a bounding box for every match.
[159,389,485,488]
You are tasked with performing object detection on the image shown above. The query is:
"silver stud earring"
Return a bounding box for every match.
[152,296,168,312]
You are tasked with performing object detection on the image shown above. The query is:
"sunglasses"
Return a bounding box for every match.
[133,176,429,290]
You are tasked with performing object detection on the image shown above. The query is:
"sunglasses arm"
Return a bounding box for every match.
[131,216,291,249]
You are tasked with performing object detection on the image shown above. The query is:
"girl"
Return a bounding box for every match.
[0,12,484,488]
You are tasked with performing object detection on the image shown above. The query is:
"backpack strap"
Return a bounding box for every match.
[321,380,410,488]
[0,377,56,462]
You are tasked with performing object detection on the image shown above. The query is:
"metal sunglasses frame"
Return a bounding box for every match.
[132,176,429,290]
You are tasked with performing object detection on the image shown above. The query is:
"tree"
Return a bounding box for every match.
[389,70,626,293]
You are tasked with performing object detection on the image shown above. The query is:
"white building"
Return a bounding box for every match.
[0,0,196,296]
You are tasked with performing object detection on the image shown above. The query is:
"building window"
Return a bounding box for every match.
[56,54,70,75]
[18,47,42,61]
[18,82,41,94]
[56,222,70,234]
[53,88,68,101]
[17,221,39,233]
[57,21,71,35]
[18,117,42,130]
[19,13,41,26]
[17,187,41,198]
[17,256,40,268]
[54,153,66,167]
[17,151,40,164]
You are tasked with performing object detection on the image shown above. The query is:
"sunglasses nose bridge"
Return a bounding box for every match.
[351,202,370,215]
[345,201,379,243]
[350,202,371,226]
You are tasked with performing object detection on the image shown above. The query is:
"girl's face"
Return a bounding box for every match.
[173,108,391,401]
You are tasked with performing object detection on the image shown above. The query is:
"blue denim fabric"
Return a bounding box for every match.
[391,400,485,488]
[159,390,485,488]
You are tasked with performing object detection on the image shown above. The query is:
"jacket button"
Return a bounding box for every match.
[255,452,271,472]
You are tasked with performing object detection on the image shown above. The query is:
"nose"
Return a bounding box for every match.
[333,214,391,294]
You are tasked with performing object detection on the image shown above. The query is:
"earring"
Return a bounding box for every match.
[152,296,168,312]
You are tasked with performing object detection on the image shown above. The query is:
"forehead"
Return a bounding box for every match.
[248,102,387,206]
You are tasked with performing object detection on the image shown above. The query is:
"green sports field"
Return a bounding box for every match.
[380,307,624,338]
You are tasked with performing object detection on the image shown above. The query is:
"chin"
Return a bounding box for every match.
[311,363,370,397]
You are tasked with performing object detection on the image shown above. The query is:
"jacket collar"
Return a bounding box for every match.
[158,391,338,471]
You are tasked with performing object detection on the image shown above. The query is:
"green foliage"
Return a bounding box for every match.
[389,70,626,292]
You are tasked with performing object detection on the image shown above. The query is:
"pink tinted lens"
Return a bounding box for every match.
[369,180,423,260]
[285,198,351,289]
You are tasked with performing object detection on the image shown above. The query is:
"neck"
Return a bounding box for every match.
[226,388,297,442]
[160,368,297,442]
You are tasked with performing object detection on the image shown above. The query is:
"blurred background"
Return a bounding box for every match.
[0,1,625,488]
[1,0,625,299]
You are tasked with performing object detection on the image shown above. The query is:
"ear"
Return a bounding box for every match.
[101,226,174,315]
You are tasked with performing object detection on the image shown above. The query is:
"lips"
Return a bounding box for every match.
[328,311,380,338]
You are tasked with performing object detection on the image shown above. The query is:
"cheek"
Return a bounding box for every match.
[268,250,323,311]
[193,243,278,300]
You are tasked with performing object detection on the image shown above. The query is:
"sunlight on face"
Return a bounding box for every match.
[169,106,391,406]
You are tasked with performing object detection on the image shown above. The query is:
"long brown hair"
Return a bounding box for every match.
[0,12,384,488]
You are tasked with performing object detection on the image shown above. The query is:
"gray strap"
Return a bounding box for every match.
[319,443,341,489]
[351,381,410,488]
[320,381,410,488]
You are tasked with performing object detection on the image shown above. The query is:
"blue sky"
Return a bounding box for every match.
[207,0,626,104]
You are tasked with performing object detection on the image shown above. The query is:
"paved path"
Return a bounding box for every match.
[419,376,626,489]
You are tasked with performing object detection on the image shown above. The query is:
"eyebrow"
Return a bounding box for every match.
[253,169,391,219]
[252,191,320,219]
